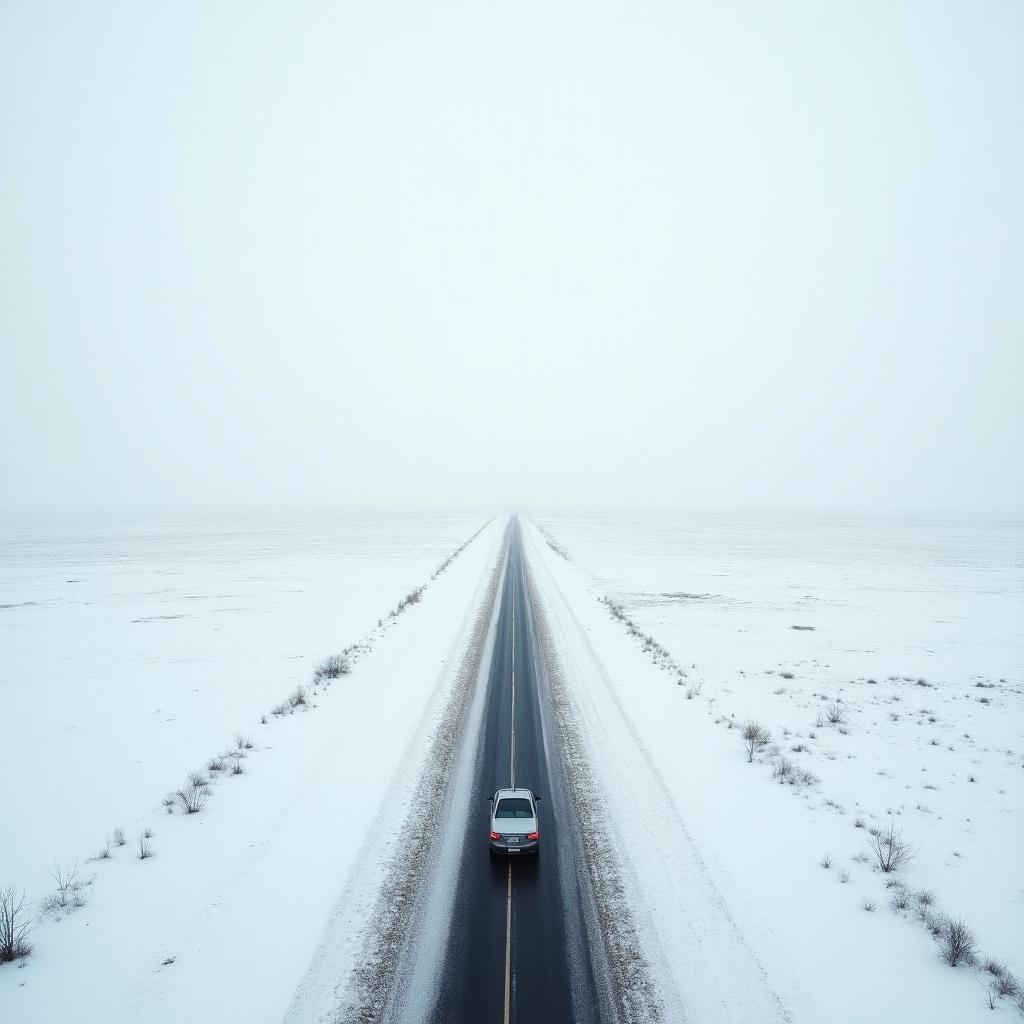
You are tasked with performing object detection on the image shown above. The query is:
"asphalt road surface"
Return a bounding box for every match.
[428,520,602,1023]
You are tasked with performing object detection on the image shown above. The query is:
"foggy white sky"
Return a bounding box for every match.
[1,1,1021,514]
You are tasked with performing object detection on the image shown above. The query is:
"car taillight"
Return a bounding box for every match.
[527,831,539,841]
[489,831,501,841]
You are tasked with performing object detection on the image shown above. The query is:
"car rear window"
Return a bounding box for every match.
[495,797,533,818]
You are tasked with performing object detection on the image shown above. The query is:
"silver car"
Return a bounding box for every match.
[488,787,541,854]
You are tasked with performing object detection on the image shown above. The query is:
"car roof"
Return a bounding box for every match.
[494,787,534,800]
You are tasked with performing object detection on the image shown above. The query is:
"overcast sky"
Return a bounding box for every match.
[1,1,1021,514]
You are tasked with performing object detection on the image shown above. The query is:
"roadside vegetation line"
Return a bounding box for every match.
[322,525,510,1023]
[503,861,513,1024]
[523,531,673,1023]
[542,521,1024,1017]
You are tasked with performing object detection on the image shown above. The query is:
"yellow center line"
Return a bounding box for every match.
[503,860,512,1023]
[510,563,516,788]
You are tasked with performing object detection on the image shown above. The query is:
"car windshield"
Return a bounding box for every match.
[495,798,533,819]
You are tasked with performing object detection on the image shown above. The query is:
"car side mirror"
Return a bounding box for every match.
[535,795,541,802]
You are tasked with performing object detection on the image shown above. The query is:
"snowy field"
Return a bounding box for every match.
[3,508,1021,1022]
[526,513,1024,1021]
[1,509,488,895]
[0,508,504,1022]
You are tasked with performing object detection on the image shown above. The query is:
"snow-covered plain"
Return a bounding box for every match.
[0,509,504,1021]
[3,508,1021,1022]
[525,513,1024,1022]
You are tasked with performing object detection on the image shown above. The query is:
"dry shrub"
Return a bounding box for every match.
[938,917,976,967]
[0,886,32,962]
[313,655,350,682]
[870,819,917,873]
[176,779,209,814]
[742,721,771,763]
